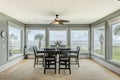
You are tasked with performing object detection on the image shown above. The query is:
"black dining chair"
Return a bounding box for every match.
[70,46,80,67]
[44,49,57,74]
[59,50,71,74]
[33,46,44,67]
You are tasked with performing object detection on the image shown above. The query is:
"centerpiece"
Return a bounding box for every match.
[54,40,62,48]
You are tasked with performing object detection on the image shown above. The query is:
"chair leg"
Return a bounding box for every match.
[59,62,60,74]
[65,61,67,68]
[42,58,44,67]
[55,61,56,74]
[33,58,36,67]
[69,68,71,74]
[69,61,71,74]
[44,68,46,74]
[77,58,80,67]
[37,58,38,64]
[44,61,47,74]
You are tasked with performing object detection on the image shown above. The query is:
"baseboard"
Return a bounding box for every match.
[79,54,90,59]
[0,56,23,72]
[92,56,120,75]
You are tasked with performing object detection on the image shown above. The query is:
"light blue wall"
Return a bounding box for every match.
[0,13,25,66]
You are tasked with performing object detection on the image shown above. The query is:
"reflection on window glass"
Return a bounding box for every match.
[8,26,22,57]
[27,30,45,53]
[71,30,89,53]
[49,30,67,47]
[94,26,105,57]
[112,23,120,61]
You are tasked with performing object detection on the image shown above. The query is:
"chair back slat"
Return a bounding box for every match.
[44,50,56,57]
[33,46,37,57]
[77,46,80,57]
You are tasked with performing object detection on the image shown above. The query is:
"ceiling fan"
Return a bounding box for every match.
[50,14,70,25]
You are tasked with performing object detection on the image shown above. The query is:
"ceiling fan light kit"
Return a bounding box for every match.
[54,21,60,24]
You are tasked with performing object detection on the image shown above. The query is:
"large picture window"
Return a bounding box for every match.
[71,30,89,53]
[93,25,105,57]
[111,22,120,61]
[27,30,45,53]
[8,25,22,59]
[49,30,67,47]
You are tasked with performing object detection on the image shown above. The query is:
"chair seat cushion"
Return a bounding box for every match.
[45,57,56,60]
[60,57,69,61]
[36,54,44,57]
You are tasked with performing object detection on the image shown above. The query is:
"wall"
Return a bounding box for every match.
[0,13,25,66]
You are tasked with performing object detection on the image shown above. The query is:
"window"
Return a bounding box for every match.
[27,30,45,53]
[71,30,89,53]
[8,25,22,59]
[111,22,120,61]
[93,25,105,57]
[49,30,67,47]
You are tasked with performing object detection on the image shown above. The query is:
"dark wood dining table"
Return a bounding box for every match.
[36,48,79,54]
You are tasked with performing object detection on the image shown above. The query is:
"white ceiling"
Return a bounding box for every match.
[0,0,120,24]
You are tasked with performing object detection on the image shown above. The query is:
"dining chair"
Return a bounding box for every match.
[44,49,57,74]
[59,50,71,74]
[33,46,44,67]
[70,46,80,67]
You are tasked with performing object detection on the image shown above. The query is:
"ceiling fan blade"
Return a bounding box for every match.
[59,20,70,22]
[47,14,70,24]
[59,22,64,25]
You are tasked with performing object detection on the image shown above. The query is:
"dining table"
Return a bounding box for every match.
[36,48,79,54]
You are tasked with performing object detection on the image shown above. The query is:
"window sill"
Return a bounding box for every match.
[92,53,120,68]
[92,53,105,59]
[8,54,23,61]
[108,59,120,67]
